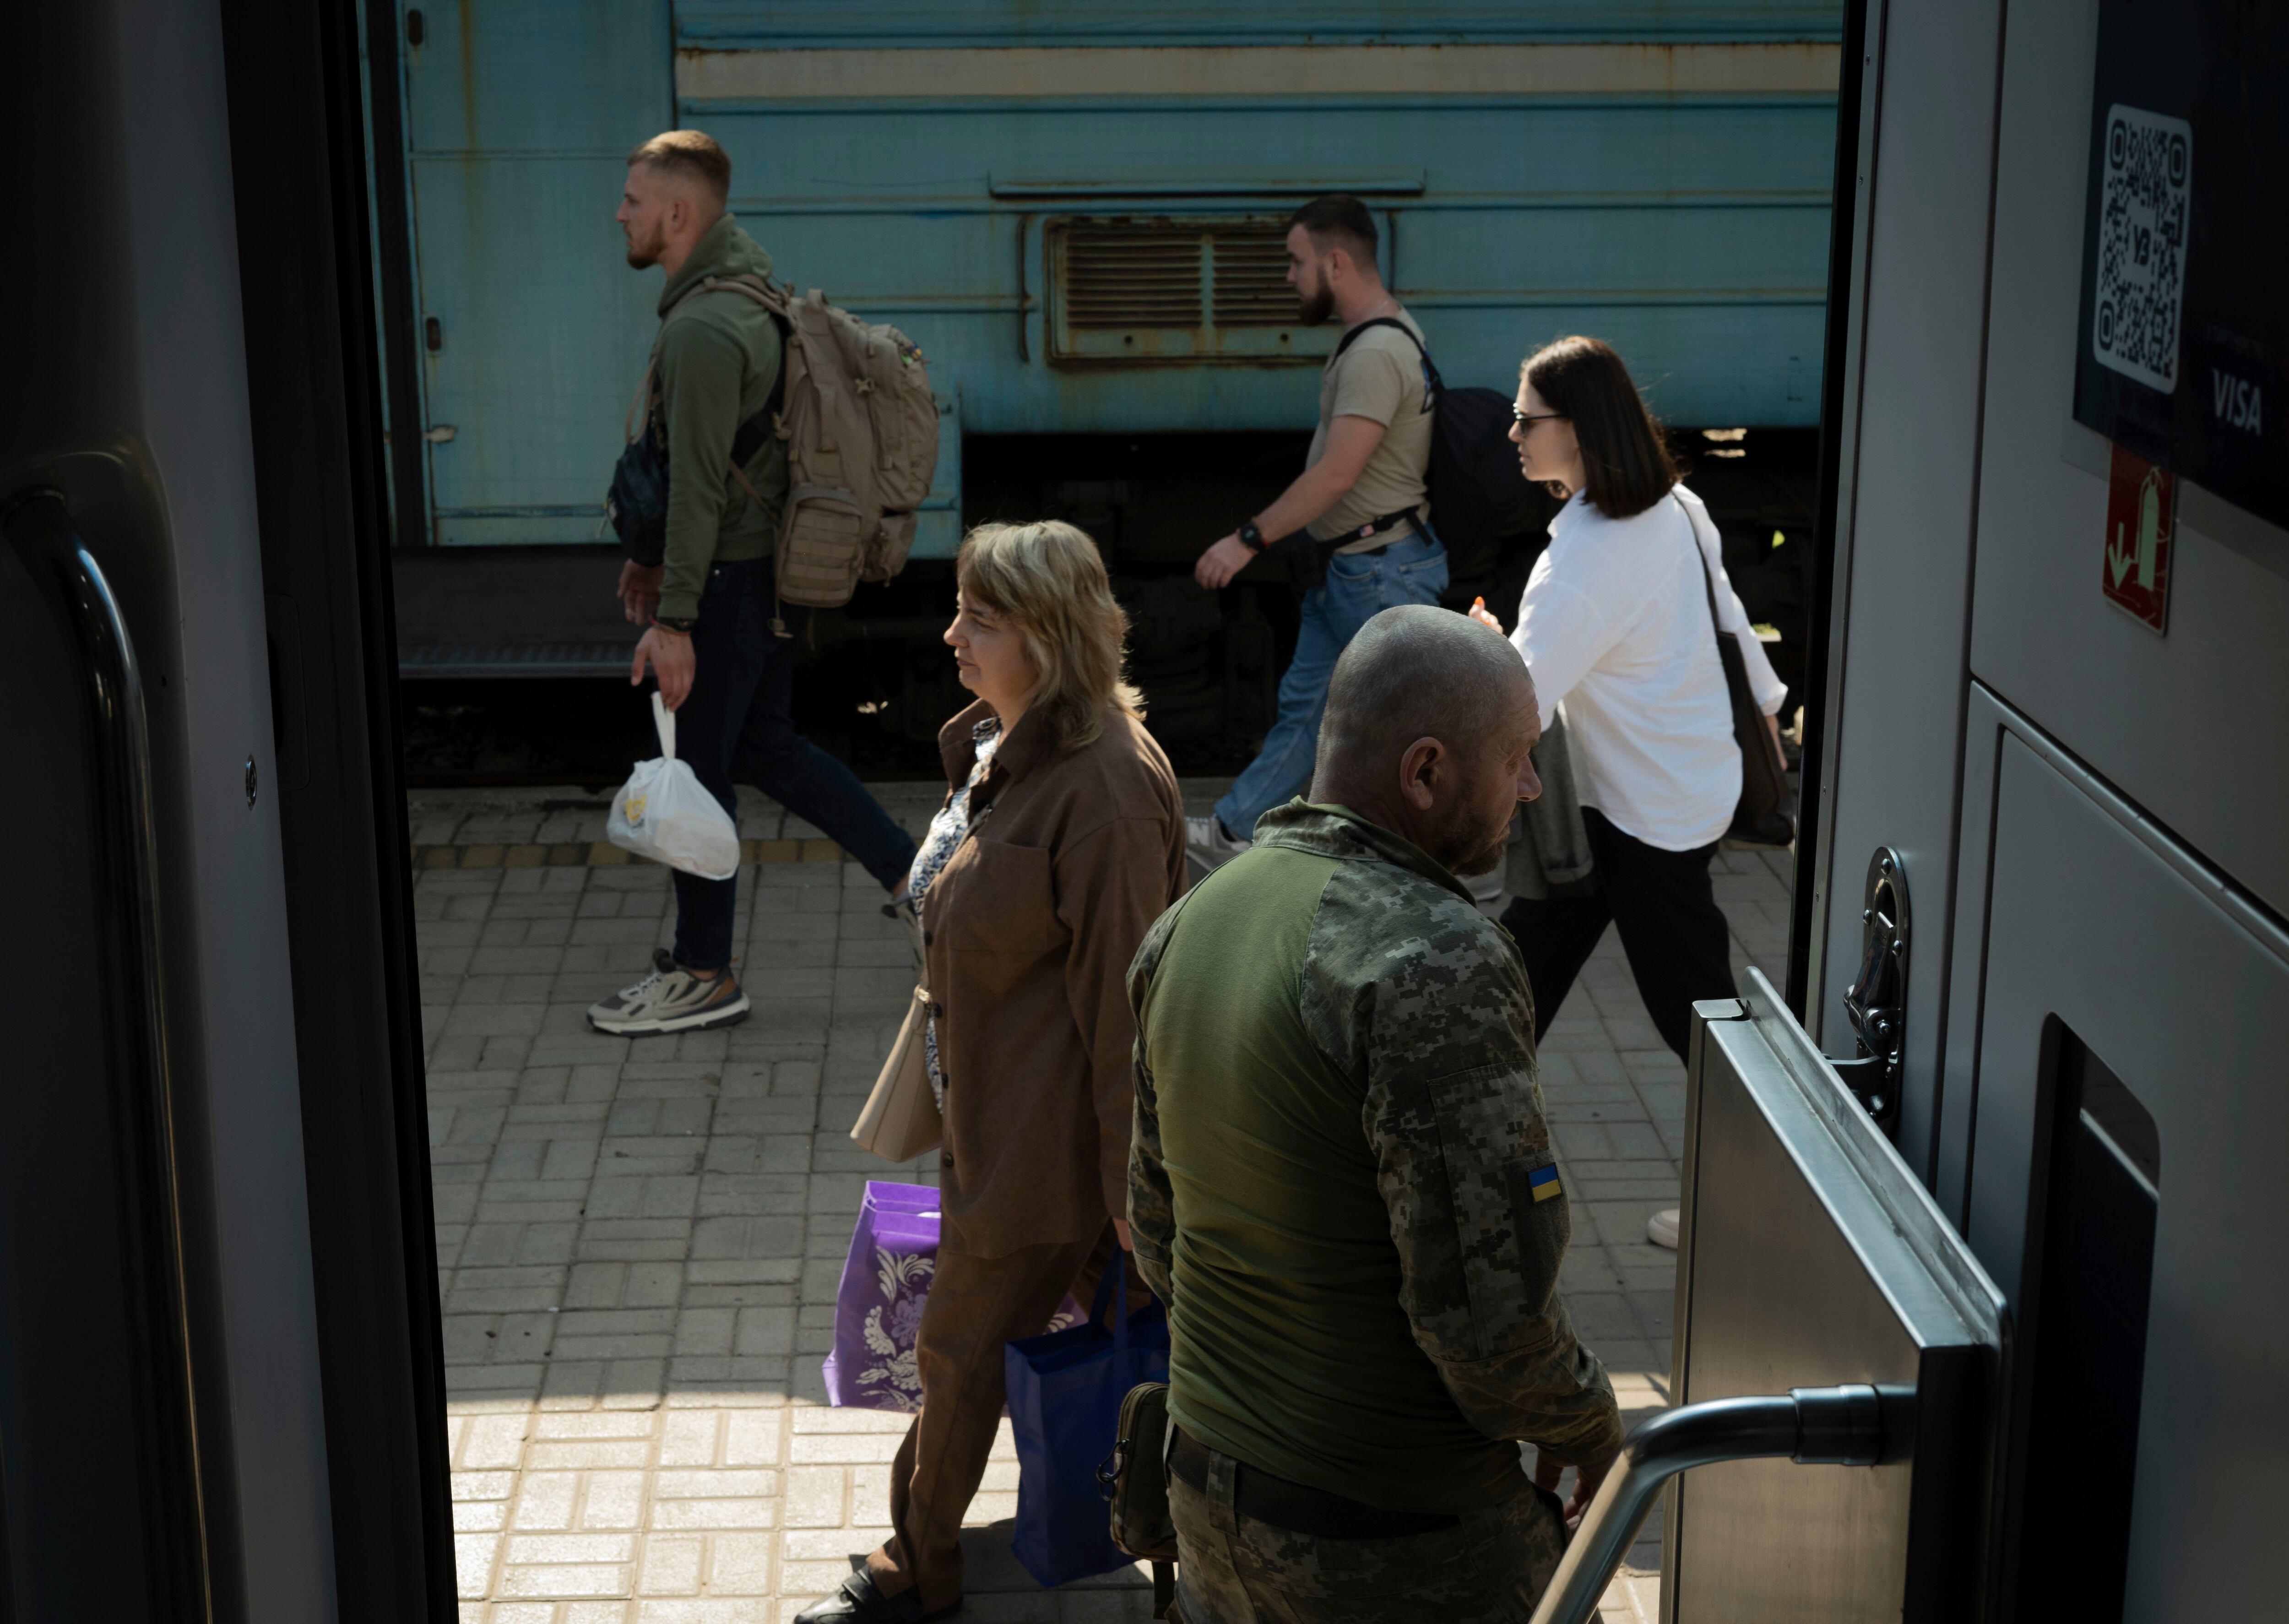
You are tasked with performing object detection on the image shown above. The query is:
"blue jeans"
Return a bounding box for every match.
[1214,532,1449,839]
[671,559,919,971]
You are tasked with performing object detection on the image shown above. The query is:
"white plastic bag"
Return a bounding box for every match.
[607,692,741,880]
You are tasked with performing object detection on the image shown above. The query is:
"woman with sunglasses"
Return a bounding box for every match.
[1472,337,1785,1245]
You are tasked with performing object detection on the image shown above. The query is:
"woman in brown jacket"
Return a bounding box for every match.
[798,521,1186,1624]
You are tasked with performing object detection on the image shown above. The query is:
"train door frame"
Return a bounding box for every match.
[220,0,461,1615]
[1787,0,2022,1189]
[6,0,460,1614]
[1793,0,2289,1613]
[1785,0,1873,1028]
[361,0,429,554]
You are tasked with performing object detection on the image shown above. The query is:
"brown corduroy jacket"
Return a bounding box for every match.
[924,698,1186,1258]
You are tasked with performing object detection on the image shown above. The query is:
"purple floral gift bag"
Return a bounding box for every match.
[823,1181,1083,1413]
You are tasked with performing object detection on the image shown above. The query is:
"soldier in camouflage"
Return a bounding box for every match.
[1128,605,1624,1622]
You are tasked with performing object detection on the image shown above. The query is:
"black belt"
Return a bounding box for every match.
[1166,1425,1461,1539]
[1316,506,1419,555]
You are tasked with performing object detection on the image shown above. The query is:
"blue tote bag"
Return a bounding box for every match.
[1003,1250,1170,1589]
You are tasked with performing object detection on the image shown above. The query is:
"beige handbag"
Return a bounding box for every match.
[850,983,944,1162]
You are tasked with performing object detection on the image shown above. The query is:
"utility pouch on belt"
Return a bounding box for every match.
[1097,1381,1178,1617]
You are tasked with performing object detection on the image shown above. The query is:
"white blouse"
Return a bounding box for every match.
[1508,485,1787,852]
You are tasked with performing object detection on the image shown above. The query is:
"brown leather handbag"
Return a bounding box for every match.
[848,984,943,1162]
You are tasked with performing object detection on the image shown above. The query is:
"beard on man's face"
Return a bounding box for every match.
[1443,826,1511,879]
[1423,793,1513,879]
[624,219,664,269]
[1296,274,1335,327]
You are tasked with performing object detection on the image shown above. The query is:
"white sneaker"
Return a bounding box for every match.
[1647,1207,1681,1249]
[1185,813,1252,880]
[587,948,751,1035]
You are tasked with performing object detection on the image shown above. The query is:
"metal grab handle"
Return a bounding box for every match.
[1528,1385,1898,1624]
[1835,846,1909,1134]
[4,489,213,1621]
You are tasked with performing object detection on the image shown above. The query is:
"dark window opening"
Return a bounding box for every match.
[2012,1016,2160,1622]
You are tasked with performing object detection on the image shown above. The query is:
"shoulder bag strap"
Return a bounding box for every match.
[1683,496,1714,619]
[624,278,721,444]
[1679,491,1776,749]
[1676,492,1730,645]
[1677,494,1794,841]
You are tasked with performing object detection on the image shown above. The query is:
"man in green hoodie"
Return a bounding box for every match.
[589,131,918,1037]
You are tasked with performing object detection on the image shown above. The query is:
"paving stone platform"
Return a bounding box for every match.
[412,782,1794,1623]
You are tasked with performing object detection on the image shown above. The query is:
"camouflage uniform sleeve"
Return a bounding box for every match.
[1124,898,1184,1308]
[1306,879,1624,1465]
[1127,1046,1175,1307]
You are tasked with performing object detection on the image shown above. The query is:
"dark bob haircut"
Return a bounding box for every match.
[1520,336,1678,520]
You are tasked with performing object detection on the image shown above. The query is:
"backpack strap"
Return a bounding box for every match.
[641,273,791,478]
[1334,314,1414,358]
[1331,315,1442,406]
[732,309,791,466]
[726,317,787,595]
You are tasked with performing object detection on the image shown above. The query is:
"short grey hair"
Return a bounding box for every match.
[1317,605,1530,775]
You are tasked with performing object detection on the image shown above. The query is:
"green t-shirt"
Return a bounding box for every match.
[1128,803,1622,1514]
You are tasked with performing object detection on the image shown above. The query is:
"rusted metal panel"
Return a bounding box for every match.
[382,4,1843,549]
[402,0,673,152]
[687,95,1836,434]
[1046,217,1340,366]
[396,0,674,547]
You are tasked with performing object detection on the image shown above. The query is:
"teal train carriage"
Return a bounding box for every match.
[374,2,1843,770]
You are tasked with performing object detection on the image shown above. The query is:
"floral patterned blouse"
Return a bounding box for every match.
[908,716,1003,1104]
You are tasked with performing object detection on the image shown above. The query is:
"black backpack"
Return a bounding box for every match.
[1333,317,1550,587]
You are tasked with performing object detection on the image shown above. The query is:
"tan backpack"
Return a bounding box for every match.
[681,275,940,616]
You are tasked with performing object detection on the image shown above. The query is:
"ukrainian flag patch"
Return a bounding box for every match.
[1528,1163,1563,1204]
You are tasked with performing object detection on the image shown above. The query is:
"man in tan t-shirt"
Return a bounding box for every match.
[1188,195,1447,871]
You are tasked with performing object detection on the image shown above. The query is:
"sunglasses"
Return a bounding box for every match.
[1512,409,1568,428]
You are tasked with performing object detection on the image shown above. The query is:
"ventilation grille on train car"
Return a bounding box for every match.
[1048,218,1328,364]
[1209,231,1296,326]
[1063,223,1205,329]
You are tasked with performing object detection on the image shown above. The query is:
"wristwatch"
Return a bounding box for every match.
[1238,520,1268,554]
[652,614,697,634]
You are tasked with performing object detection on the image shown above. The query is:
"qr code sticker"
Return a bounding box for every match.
[2090,104,2192,392]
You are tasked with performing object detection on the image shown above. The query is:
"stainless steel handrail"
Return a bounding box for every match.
[1528,1384,1895,1624]
[4,489,213,1621]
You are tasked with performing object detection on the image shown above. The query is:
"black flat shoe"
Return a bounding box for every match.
[792,1569,961,1624]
